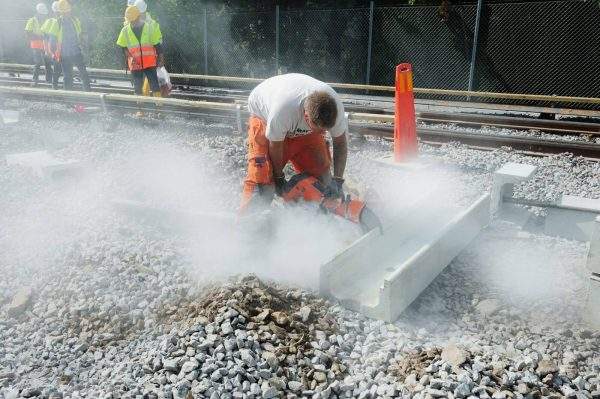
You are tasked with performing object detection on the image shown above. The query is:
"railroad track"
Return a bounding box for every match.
[2,73,599,140]
[2,83,600,160]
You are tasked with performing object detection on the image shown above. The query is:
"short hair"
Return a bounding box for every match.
[305,91,338,129]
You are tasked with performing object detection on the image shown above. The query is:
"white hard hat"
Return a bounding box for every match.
[134,0,147,13]
[36,3,49,14]
[51,1,59,12]
[127,0,136,5]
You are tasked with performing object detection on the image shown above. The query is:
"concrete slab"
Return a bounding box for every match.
[6,151,84,179]
[0,109,20,124]
[559,196,600,213]
[584,274,600,329]
[491,162,537,215]
[373,154,430,172]
[320,193,490,322]
[545,207,599,242]
[586,216,600,274]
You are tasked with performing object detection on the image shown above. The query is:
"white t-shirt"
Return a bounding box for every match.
[247,73,347,141]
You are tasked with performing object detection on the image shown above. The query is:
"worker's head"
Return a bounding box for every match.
[57,0,71,15]
[51,1,60,14]
[124,5,141,24]
[36,3,49,16]
[303,91,338,133]
[134,0,147,14]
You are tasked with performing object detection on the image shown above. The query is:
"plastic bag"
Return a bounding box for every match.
[156,66,172,97]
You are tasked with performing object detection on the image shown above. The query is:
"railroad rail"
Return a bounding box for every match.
[2,85,600,160]
[1,75,599,139]
[2,62,600,107]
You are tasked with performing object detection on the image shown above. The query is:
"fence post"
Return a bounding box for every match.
[468,0,483,93]
[203,8,208,75]
[365,1,374,85]
[0,30,4,63]
[275,5,280,75]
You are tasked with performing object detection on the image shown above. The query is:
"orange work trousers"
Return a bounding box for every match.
[240,116,331,213]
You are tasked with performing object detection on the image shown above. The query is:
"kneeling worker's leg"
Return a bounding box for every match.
[288,133,332,182]
[240,117,275,214]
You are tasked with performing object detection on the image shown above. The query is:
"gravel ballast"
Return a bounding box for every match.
[0,101,598,398]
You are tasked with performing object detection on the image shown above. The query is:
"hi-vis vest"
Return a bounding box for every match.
[25,16,44,49]
[116,22,161,71]
[41,18,56,56]
[48,16,83,61]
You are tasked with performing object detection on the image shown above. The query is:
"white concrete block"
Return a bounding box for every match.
[559,196,600,213]
[545,208,600,242]
[584,274,600,329]
[0,109,20,124]
[320,193,490,322]
[586,216,600,274]
[495,162,538,179]
[6,151,84,179]
[491,162,537,215]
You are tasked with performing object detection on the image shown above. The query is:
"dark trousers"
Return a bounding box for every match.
[54,52,90,91]
[131,68,160,95]
[51,60,62,90]
[32,49,52,84]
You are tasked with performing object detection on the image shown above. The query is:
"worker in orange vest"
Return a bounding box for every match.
[48,0,91,91]
[25,3,52,85]
[41,2,61,86]
[117,6,163,98]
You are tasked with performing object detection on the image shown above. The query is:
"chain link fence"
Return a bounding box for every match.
[1,1,599,103]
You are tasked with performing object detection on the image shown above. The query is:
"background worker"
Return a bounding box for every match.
[41,2,61,87]
[133,0,163,97]
[25,3,52,85]
[48,0,91,91]
[241,73,348,213]
[117,6,164,99]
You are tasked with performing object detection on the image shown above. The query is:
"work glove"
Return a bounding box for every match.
[326,177,345,198]
[274,175,286,197]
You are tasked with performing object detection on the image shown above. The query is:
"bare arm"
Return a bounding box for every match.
[332,133,348,178]
[268,140,286,178]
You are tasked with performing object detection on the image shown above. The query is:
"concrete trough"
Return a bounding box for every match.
[585,274,600,329]
[586,216,600,275]
[320,193,490,322]
[6,151,84,179]
[545,197,600,242]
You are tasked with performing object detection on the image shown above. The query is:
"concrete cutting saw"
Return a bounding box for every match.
[280,173,382,234]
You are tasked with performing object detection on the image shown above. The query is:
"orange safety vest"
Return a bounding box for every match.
[127,45,157,71]
[31,39,44,50]
[121,23,158,71]
[25,17,44,49]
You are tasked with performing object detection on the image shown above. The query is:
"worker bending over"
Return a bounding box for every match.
[241,73,348,213]
[117,6,164,98]
[25,3,52,85]
[48,0,91,91]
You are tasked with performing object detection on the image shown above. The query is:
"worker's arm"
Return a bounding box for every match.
[269,140,286,178]
[332,133,348,179]
[269,139,287,195]
[155,43,164,67]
